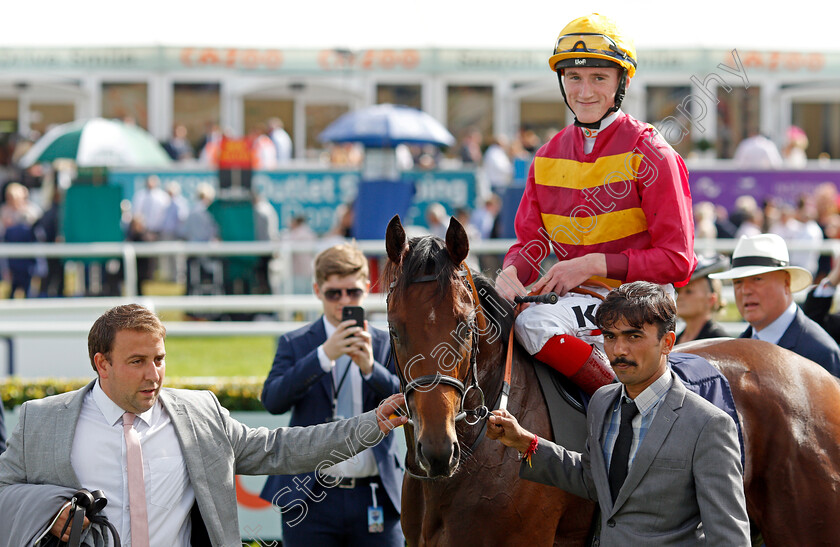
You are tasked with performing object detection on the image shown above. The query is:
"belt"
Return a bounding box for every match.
[332,475,379,489]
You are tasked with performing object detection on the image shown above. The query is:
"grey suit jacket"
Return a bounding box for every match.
[521,371,750,546]
[0,380,386,547]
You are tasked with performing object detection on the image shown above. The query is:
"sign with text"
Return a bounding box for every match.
[689,168,840,211]
[109,168,477,236]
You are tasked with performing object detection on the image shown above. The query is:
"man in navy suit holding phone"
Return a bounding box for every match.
[260,242,404,547]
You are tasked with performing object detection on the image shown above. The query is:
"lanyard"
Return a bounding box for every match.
[331,357,353,419]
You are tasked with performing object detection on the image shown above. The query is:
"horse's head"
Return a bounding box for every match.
[385,214,509,478]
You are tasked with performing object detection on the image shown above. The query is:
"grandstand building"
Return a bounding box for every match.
[1,45,839,160]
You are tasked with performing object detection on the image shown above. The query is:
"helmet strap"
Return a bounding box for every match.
[557,68,628,130]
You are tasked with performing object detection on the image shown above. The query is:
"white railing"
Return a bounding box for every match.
[2,238,839,295]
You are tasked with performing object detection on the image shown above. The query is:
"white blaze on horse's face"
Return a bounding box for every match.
[393,280,476,478]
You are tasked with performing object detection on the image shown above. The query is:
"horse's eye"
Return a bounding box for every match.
[388,325,400,341]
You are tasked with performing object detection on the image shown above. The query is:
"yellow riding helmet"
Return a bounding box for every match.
[548,13,637,78]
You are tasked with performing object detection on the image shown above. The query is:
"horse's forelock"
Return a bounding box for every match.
[385,236,514,342]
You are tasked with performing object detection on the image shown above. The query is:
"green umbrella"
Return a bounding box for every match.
[19,118,173,168]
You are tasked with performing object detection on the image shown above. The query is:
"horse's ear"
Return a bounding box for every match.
[386,215,409,265]
[445,216,469,265]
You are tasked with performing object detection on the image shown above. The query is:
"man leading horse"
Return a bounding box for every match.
[488,281,751,546]
[494,13,697,395]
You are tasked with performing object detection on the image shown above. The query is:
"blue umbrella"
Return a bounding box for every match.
[318,104,455,148]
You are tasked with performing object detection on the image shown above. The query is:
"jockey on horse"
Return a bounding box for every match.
[494,13,698,396]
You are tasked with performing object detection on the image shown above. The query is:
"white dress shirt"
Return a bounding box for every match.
[316,316,379,478]
[71,380,194,546]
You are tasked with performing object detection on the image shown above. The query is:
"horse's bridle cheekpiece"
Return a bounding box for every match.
[387,261,490,427]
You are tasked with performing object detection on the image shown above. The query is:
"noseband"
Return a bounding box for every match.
[387,262,489,427]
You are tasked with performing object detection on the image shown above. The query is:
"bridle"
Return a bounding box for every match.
[387,261,494,427]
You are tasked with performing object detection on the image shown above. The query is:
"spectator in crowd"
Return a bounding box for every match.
[693,201,718,254]
[714,204,738,239]
[127,215,154,296]
[165,124,194,161]
[161,182,189,241]
[728,195,759,230]
[424,202,448,240]
[710,233,840,377]
[1,182,42,298]
[675,255,730,344]
[252,190,280,294]
[733,132,783,168]
[782,126,808,167]
[179,183,220,295]
[487,282,750,545]
[131,175,170,240]
[250,123,278,170]
[33,187,65,297]
[733,206,763,240]
[281,214,317,294]
[482,135,513,197]
[770,199,823,276]
[458,127,483,166]
[159,181,190,283]
[322,202,355,245]
[802,254,840,344]
[815,182,840,281]
[198,124,224,166]
[761,197,782,233]
[794,196,825,276]
[260,243,404,547]
[0,303,405,546]
[268,117,293,163]
[471,194,502,241]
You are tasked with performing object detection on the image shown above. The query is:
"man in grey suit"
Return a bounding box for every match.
[0,304,406,546]
[488,282,750,546]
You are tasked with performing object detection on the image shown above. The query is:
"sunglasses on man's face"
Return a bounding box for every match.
[322,288,364,301]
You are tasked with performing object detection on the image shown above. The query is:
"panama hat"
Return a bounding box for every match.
[708,233,813,292]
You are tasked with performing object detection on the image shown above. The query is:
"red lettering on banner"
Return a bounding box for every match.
[179,48,285,70]
[225,48,238,68]
[380,50,396,69]
[737,51,826,72]
[199,49,221,65]
[242,49,259,69]
[235,475,271,509]
[180,48,194,66]
[264,50,283,69]
[317,49,421,71]
[402,50,420,69]
[807,53,825,71]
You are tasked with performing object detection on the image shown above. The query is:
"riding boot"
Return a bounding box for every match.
[535,334,616,395]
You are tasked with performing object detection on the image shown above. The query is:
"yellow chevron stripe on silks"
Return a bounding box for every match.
[534,152,641,189]
[541,208,648,245]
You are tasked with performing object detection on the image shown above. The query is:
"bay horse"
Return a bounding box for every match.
[384,215,840,546]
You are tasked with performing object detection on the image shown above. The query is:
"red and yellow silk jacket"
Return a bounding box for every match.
[503,113,697,287]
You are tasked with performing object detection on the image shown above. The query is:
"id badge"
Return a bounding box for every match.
[367,506,384,533]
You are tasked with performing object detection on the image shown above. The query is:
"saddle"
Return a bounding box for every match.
[531,351,745,467]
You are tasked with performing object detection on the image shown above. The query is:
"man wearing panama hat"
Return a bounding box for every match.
[710,233,840,377]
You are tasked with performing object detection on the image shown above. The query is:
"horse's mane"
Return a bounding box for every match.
[383,235,514,343]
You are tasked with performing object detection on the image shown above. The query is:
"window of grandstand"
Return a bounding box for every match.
[173,83,221,152]
[376,84,422,109]
[717,86,762,159]
[101,82,148,129]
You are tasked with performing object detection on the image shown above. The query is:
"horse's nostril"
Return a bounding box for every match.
[452,442,460,463]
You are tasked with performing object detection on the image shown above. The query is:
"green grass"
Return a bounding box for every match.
[164,336,277,378]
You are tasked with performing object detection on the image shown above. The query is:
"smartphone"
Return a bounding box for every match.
[341,306,365,329]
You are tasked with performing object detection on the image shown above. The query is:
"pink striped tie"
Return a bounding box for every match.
[123,412,150,547]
